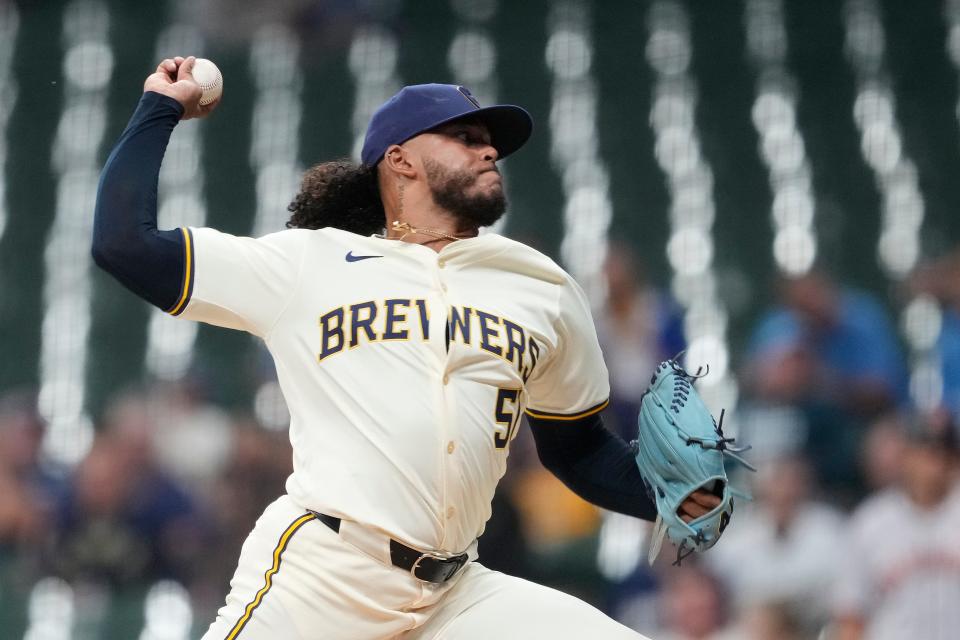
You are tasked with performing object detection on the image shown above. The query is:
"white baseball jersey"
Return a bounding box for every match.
[833,483,960,640]
[173,226,609,554]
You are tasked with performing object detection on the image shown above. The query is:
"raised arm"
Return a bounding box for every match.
[92,57,215,312]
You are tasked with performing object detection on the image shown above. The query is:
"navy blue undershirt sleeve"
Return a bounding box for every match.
[92,91,187,312]
[528,413,657,521]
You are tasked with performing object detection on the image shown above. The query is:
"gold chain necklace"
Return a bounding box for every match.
[388,221,472,243]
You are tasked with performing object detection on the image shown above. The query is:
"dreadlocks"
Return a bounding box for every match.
[286,160,385,236]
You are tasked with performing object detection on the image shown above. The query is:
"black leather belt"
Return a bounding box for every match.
[313,511,469,584]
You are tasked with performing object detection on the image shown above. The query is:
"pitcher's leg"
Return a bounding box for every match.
[408,563,650,640]
[201,496,430,640]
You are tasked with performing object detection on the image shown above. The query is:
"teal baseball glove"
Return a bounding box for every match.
[634,358,754,565]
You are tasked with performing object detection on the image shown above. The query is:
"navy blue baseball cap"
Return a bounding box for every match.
[361,84,533,167]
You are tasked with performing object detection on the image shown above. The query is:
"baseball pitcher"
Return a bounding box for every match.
[92,56,731,639]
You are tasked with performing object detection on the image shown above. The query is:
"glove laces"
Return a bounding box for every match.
[658,357,758,472]
[684,408,757,472]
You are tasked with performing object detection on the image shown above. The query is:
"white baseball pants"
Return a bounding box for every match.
[201,495,648,639]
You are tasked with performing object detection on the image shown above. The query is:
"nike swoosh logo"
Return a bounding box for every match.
[345,251,383,262]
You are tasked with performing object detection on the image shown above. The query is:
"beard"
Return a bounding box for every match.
[423,157,507,230]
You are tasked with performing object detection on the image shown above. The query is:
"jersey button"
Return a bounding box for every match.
[446,506,456,519]
[438,259,447,268]
[442,374,450,385]
[440,282,448,292]
[447,441,455,454]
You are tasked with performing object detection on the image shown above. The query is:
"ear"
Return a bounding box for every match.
[382,144,417,179]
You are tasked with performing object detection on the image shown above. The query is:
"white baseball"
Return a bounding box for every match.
[192,58,223,106]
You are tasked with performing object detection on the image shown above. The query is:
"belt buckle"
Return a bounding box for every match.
[410,551,465,584]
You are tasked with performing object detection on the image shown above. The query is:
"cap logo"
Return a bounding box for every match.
[457,86,481,109]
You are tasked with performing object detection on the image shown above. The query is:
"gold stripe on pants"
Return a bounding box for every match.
[224,512,316,640]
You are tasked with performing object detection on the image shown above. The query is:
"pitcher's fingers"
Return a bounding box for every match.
[678,502,709,521]
[156,58,176,75]
[688,490,722,509]
[679,506,707,522]
[176,55,196,82]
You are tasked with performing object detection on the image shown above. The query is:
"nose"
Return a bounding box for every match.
[481,144,498,163]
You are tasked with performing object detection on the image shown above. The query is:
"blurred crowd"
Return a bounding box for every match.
[1,247,959,640]
[0,382,294,637]
[580,245,960,640]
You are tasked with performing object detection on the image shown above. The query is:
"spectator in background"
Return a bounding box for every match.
[656,563,737,640]
[0,391,58,585]
[49,393,205,588]
[0,393,51,545]
[749,270,906,415]
[935,308,960,420]
[736,601,805,640]
[705,454,844,636]
[832,412,960,640]
[594,243,685,438]
[910,249,960,426]
[741,269,907,502]
[147,377,234,490]
[859,413,908,493]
